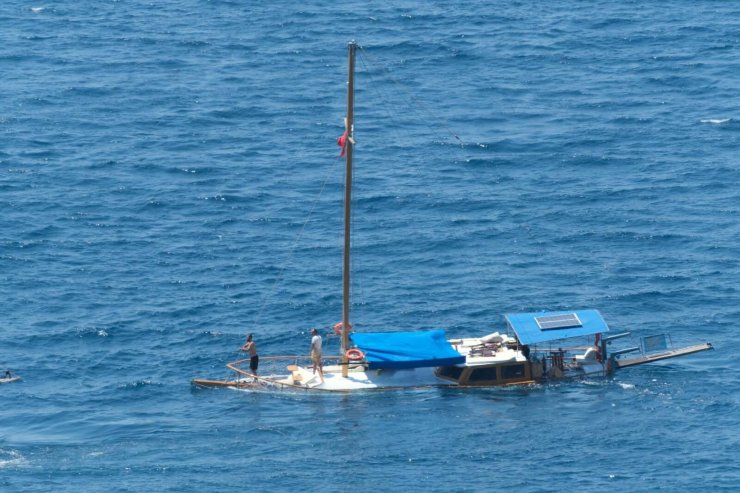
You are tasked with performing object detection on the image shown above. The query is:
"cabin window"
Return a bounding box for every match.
[501,364,525,380]
[437,366,464,381]
[468,367,498,382]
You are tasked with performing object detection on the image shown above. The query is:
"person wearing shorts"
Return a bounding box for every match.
[241,334,258,379]
[310,328,324,383]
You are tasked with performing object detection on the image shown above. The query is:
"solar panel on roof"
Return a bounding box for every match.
[535,313,582,330]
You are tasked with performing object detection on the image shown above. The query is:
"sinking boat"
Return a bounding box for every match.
[193,42,712,393]
[196,309,711,392]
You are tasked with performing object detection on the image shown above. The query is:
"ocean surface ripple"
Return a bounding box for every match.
[1,1,738,491]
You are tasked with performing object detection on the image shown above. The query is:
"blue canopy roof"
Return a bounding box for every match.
[505,309,609,345]
[351,330,465,370]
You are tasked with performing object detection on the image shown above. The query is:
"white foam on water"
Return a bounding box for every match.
[0,449,29,469]
[700,118,731,124]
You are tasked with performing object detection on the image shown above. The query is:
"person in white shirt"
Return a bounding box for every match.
[310,328,324,383]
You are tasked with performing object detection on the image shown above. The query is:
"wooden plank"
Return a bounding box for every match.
[615,343,713,368]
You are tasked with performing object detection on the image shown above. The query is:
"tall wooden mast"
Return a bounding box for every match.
[341,41,357,377]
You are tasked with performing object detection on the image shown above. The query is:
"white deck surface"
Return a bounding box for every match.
[273,364,451,391]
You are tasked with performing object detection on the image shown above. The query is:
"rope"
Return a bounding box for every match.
[357,44,555,278]
[357,45,466,147]
[250,159,340,329]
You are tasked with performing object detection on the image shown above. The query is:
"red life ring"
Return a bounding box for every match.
[345,349,365,361]
[333,322,353,335]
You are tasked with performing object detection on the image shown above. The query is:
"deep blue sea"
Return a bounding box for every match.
[2,1,739,491]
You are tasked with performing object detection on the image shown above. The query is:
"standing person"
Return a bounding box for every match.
[240,334,258,379]
[310,328,324,383]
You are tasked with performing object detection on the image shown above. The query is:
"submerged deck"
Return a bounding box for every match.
[191,337,714,392]
[222,356,452,392]
[615,343,713,368]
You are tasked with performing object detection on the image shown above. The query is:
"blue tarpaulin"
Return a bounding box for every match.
[351,330,465,369]
[505,309,610,345]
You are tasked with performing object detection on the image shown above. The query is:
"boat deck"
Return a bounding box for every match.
[223,356,452,392]
[273,364,449,391]
[615,343,713,368]
[450,335,528,366]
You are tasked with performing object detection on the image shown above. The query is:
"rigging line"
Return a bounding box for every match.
[358,45,466,148]
[355,53,435,186]
[357,52,421,148]
[356,52,405,123]
[358,47,501,209]
[357,47,521,326]
[357,47,552,319]
[356,50,458,231]
[354,52,456,295]
[358,46,499,190]
[357,47,526,297]
[250,158,339,329]
[340,75,389,328]
[341,130,366,327]
[348,155,365,327]
[356,52,417,150]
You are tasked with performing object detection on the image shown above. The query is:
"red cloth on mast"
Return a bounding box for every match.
[337,131,348,157]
